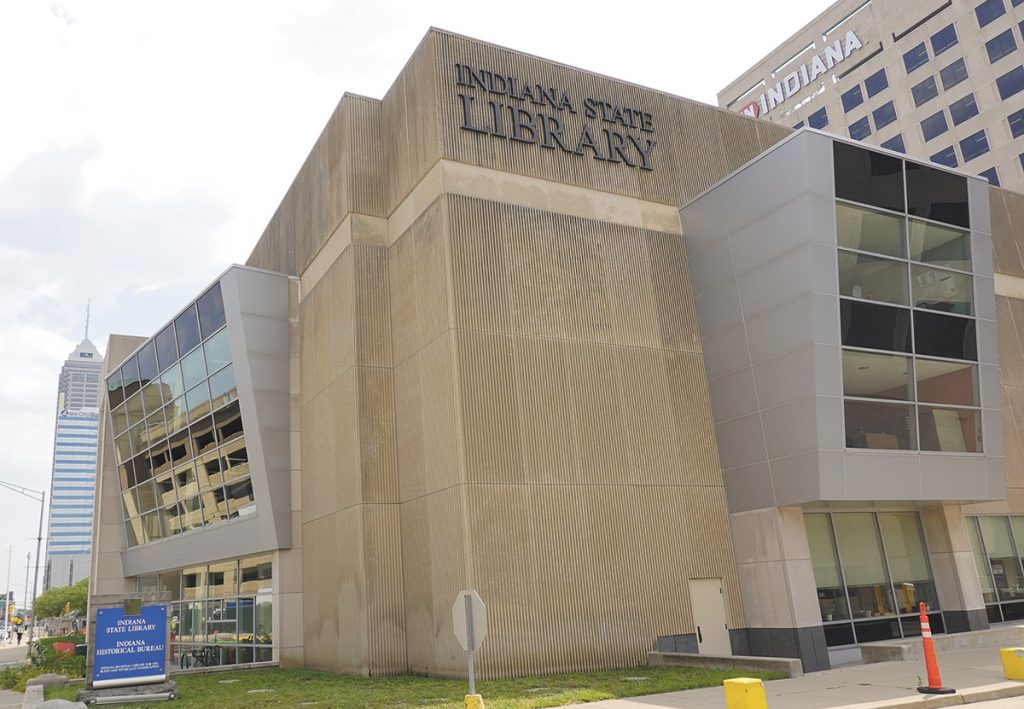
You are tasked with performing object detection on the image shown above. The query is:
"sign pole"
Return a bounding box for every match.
[465,594,475,695]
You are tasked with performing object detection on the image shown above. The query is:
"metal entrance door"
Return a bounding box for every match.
[688,578,732,655]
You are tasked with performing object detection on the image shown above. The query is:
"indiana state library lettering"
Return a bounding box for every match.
[455,63,657,171]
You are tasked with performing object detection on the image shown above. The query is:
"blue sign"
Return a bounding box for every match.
[92,604,168,688]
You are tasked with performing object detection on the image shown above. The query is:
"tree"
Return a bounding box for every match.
[34,578,88,620]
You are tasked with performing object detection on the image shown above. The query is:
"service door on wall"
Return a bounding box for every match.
[688,578,731,656]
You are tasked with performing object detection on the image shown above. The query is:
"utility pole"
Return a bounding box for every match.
[4,546,10,641]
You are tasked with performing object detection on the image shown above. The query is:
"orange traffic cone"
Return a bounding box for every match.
[916,602,955,695]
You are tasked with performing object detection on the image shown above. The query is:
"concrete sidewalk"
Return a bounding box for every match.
[564,647,1024,709]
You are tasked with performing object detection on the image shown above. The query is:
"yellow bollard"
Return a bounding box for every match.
[1000,647,1024,680]
[464,694,486,709]
[723,677,768,709]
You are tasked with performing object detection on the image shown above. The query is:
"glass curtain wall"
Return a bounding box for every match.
[834,142,981,453]
[136,553,273,667]
[966,515,1024,622]
[805,511,942,646]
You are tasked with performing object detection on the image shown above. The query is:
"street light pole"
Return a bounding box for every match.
[4,545,10,641]
[0,480,46,644]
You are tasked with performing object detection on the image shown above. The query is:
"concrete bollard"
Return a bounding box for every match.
[1000,647,1024,680]
[723,677,767,709]
[464,693,486,709]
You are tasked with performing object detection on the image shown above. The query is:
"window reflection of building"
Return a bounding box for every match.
[136,554,272,668]
[104,282,249,546]
[966,515,1024,622]
[806,511,941,646]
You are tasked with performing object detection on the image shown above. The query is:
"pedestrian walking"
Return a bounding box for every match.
[15,627,22,645]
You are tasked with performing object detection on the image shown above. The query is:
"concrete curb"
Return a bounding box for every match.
[832,681,1024,708]
[20,685,42,708]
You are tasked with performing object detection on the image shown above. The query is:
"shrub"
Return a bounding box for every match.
[27,633,85,679]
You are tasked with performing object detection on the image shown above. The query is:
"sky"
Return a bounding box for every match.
[0,0,831,605]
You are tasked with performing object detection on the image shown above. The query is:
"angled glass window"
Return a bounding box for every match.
[120,357,141,399]
[916,359,979,406]
[910,219,973,271]
[839,251,909,305]
[979,167,1000,186]
[1009,108,1024,137]
[930,146,958,168]
[987,28,1017,63]
[808,106,829,129]
[997,65,1024,100]
[107,369,125,410]
[976,0,1007,28]
[865,68,889,97]
[912,76,939,107]
[904,43,930,74]
[913,311,977,361]
[912,265,974,315]
[940,58,969,90]
[845,400,916,449]
[949,94,979,126]
[842,350,913,401]
[154,325,178,373]
[881,134,906,153]
[921,111,949,141]
[849,116,872,140]
[906,163,970,229]
[834,142,905,212]
[873,102,897,130]
[842,85,865,112]
[793,120,805,129]
[138,342,159,386]
[960,130,990,161]
[931,24,959,56]
[175,305,202,357]
[841,300,913,353]
[836,203,906,259]
[196,284,226,339]
[918,406,981,452]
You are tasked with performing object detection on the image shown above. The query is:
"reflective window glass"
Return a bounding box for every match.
[909,220,971,271]
[186,382,212,424]
[878,512,939,615]
[125,393,145,428]
[865,68,888,97]
[842,350,912,401]
[940,58,969,90]
[107,370,125,409]
[209,365,237,410]
[913,311,977,361]
[845,400,916,449]
[1009,108,1024,137]
[834,142,905,213]
[160,364,185,401]
[842,85,864,112]
[968,518,998,604]
[175,465,199,499]
[197,284,226,339]
[125,518,141,547]
[112,408,129,438]
[115,434,133,465]
[141,380,164,418]
[849,116,872,141]
[214,402,243,445]
[841,300,912,353]
[832,514,897,617]
[155,325,178,373]
[839,251,909,305]
[987,28,1017,63]
[190,415,217,457]
[976,0,1007,28]
[916,359,979,406]
[222,440,250,483]
[256,594,272,645]
[905,163,970,229]
[135,480,159,514]
[181,348,207,391]
[805,514,850,622]
[918,405,982,452]
[836,202,906,258]
[960,130,990,162]
[949,94,979,126]
[808,106,829,129]
[880,134,905,153]
[911,76,938,107]
[183,567,207,600]
[930,23,958,56]
[930,146,958,168]
[167,427,192,466]
[872,101,897,131]
[208,561,238,598]
[120,357,141,398]
[175,305,202,357]
[979,167,1000,187]
[117,461,133,491]
[903,43,929,74]
[166,396,189,435]
[226,479,256,517]
[911,265,973,315]
[978,517,1024,602]
[155,473,177,507]
[198,451,224,489]
[133,452,154,485]
[138,342,159,385]
[201,487,230,526]
[996,65,1024,100]
[180,497,204,531]
[161,504,183,537]
[921,111,948,141]
[150,442,172,479]
[204,329,232,375]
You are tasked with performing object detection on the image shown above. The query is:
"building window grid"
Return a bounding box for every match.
[811,511,943,646]
[835,186,981,453]
[966,516,1024,622]
[986,28,1018,64]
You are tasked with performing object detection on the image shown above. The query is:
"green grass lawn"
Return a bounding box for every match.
[46,665,782,707]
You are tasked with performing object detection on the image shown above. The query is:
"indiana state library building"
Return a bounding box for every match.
[88,29,1024,676]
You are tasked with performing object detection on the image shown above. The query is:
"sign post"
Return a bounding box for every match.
[92,603,168,688]
[452,590,487,703]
